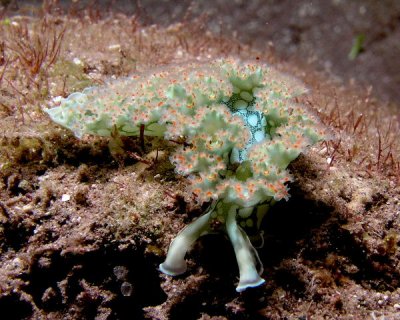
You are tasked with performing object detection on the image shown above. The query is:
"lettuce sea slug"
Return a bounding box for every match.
[46,58,328,292]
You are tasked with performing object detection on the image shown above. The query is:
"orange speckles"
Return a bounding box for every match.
[247,183,256,194]
[268,184,278,193]
[175,154,185,162]
[235,184,242,193]
[293,142,301,149]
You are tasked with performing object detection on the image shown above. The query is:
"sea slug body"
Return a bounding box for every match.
[46,58,328,292]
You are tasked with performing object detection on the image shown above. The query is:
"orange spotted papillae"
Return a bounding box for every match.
[45,58,328,292]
